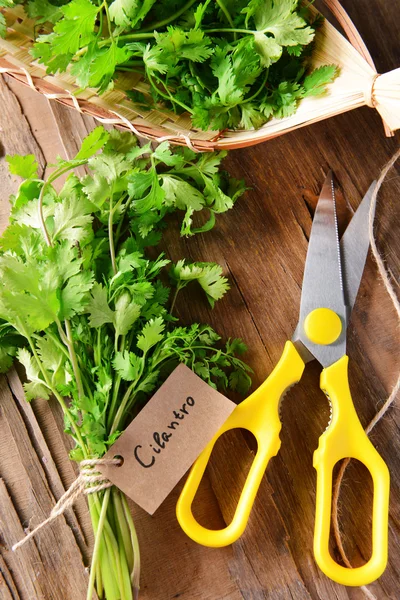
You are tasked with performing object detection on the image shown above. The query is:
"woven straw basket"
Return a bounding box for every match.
[1,0,399,151]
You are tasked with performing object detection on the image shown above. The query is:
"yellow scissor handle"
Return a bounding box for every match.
[313,355,390,586]
[176,341,305,547]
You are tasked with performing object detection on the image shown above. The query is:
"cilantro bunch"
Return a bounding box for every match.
[0,128,251,600]
[1,0,338,130]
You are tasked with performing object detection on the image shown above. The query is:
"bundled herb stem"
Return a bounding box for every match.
[0,0,338,130]
[0,128,252,599]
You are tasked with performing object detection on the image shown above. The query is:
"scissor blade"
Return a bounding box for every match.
[295,171,347,367]
[340,182,375,312]
[299,171,345,322]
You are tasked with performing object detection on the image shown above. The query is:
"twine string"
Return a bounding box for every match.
[12,457,121,552]
[332,147,400,599]
[364,73,380,109]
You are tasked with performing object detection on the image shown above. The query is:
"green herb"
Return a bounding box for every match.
[0,127,251,600]
[1,0,338,130]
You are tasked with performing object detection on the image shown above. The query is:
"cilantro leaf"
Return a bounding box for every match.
[246,0,314,46]
[0,345,15,372]
[302,64,339,97]
[51,0,99,55]
[153,27,214,64]
[240,102,267,129]
[229,368,252,394]
[26,0,63,24]
[74,43,133,93]
[170,260,230,307]
[112,350,141,381]
[109,0,157,28]
[136,316,165,353]
[153,142,185,168]
[52,197,94,244]
[82,174,110,207]
[114,292,141,337]
[75,127,110,160]
[17,348,51,400]
[6,154,39,179]
[105,130,140,155]
[161,175,205,211]
[211,47,243,106]
[86,283,115,327]
[60,271,94,319]
[194,263,230,307]
[88,152,132,183]
[253,31,282,67]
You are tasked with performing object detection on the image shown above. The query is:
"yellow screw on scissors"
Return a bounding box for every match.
[176,173,390,587]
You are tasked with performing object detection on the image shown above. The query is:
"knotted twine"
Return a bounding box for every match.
[332,146,400,600]
[12,457,121,551]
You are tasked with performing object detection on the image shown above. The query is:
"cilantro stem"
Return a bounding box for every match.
[148,72,194,114]
[64,318,85,400]
[91,492,128,599]
[97,32,154,49]
[121,493,140,597]
[108,375,122,430]
[205,27,255,34]
[109,206,117,275]
[97,0,103,40]
[115,196,133,245]
[140,0,199,32]
[113,488,134,572]
[87,497,118,599]
[95,0,200,48]
[107,334,125,430]
[242,70,269,104]
[25,331,88,456]
[110,380,136,435]
[37,181,52,247]
[87,489,112,600]
[170,283,183,315]
[215,0,237,38]
[102,0,114,44]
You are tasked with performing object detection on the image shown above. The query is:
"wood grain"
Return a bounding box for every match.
[0,0,399,597]
[0,373,97,599]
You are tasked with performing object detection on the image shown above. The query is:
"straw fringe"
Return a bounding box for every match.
[0,2,398,150]
[12,457,121,552]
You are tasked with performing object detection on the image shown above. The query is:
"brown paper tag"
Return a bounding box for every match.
[98,364,236,514]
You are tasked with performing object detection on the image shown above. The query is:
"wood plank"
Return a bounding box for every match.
[6,368,92,561]
[0,76,45,230]
[0,552,20,600]
[0,376,96,599]
[4,76,65,177]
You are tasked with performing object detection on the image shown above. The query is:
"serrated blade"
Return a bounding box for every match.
[340,182,375,312]
[294,171,347,368]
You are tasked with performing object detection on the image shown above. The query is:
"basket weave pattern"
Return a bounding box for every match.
[0,1,384,150]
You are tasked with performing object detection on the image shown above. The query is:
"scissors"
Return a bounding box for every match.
[176,172,390,587]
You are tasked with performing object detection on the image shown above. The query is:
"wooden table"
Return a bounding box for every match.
[0,1,399,598]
